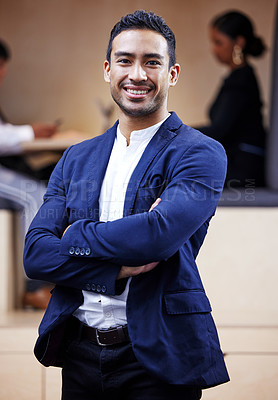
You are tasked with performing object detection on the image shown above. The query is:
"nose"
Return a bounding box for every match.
[128,62,147,81]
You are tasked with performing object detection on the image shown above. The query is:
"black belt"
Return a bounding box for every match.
[70,317,130,346]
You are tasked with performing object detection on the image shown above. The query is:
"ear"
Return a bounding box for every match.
[169,64,181,87]
[235,35,246,50]
[104,60,111,83]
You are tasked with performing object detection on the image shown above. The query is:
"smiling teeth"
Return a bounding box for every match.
[126,89,148,95]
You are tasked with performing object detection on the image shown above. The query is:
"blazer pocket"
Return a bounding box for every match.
[164,290,212,315]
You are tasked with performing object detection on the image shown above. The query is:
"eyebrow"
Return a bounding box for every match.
[114,51,165,60]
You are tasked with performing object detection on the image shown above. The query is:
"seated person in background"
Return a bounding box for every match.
[0,39,57,309]
[0,39,58,182]
[195,10,266,188]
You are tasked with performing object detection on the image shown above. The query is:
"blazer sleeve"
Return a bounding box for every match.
[23,147,122,295]
[59,138,227,266]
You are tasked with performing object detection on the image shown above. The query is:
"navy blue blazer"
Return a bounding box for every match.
[24,112,229,388]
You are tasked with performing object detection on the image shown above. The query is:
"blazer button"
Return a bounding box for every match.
[69,247,75,255]
[101,286,107,293]
[85,248,91,256]
[85,283,91,291]
[80,248,85,256]
[75,247,80,255]
[91,284,96,291]
[96,285,101,293]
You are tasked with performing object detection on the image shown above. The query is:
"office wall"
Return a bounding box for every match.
[0,0,276,135]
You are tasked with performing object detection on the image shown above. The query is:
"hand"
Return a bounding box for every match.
[116,262,159,280]
[31,123,57,138]
[62,225,71,237]
[149,197,161,211]
[117,197,162,280]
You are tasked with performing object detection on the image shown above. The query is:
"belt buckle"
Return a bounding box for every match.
[96,329,108,346]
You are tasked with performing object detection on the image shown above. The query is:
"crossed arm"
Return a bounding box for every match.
[116,198,161,279]
[24,180,164,294]
[62,198,161,280]
[24,140,226,292]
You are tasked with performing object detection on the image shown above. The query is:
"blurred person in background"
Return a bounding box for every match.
[0,39,57,309]
[195,10,267,188]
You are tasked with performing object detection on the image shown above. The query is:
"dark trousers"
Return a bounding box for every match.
[62,337,202,400]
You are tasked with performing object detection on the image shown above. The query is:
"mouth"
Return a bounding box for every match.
[126,88,149,95]
[123,85,153,99]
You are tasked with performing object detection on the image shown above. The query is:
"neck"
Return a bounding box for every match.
[230,60,247,71]
[118,108,169,144]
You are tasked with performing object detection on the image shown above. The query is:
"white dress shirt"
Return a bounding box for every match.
[0,118,34,155]
[73,116,169,328]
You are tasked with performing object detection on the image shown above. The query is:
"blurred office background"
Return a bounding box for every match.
[0,0,275,134]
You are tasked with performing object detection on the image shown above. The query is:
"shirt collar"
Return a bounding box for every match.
[116,114,170,145]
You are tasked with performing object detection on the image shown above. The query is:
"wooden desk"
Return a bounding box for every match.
[20,139,78,153]
[20,131,92,153]
[19,131,92,168]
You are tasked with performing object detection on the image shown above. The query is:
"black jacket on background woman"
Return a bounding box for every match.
[196,64,266,187]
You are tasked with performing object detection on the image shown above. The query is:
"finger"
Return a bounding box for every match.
[141,262,159,273]
[149,198,161,212]
[62,224,71,237]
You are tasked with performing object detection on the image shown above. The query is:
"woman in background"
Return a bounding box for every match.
[196,11,266,187]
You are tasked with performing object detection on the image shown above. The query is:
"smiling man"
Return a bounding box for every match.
[24,10,229,400]
[104,28,178,127]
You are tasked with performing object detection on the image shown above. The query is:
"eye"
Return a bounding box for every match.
[146,60,161,66]
[117,58,131,64]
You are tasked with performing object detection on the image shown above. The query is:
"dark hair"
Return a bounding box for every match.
[211,10,266,57]
[0,39,11,61]
[106,10,176,68]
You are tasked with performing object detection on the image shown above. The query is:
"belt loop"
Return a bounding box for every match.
[116,325,127,342]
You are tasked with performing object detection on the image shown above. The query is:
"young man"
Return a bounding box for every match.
[24,10,229,400]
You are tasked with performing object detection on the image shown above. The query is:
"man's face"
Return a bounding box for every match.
[0,59,8,87]
[104,29,179,118]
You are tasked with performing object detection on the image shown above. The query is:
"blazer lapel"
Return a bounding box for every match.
[87,122,118,220]
[123,112,183,217]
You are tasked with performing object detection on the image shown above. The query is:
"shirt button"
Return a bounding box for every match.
[74,247,80,255]
[69,247,75,255]
[85,248,91,256]
[80,248,85,256]
[105,312,111,318]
